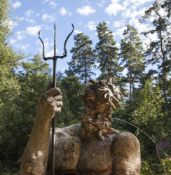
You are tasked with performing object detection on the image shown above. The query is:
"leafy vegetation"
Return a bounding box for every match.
[0,0,171,174]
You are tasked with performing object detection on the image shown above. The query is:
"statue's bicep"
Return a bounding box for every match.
[112,132,141,175]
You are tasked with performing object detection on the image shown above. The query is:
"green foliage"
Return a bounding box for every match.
[0,0,21,115]
[18,54,50,116]
[0,0,9,42]
[132,80,164,125]
[141,159,171,175]
[120,25,144,101]
[0,55,50,172]
[142,0,171,108]
[141,161,154,175]
[161,0,171,17]
[69,33,95,85]
[58,75,84,126]
[0,0,170,174]
[0,0,21,171]
[95,22,120,79]
[161,159,171,173]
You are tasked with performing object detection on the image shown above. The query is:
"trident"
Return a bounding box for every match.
[38,24,74,175]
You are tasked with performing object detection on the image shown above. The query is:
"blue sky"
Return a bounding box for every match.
[8,0,155,74]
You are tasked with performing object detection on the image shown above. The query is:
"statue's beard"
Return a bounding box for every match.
[80,108,116,140]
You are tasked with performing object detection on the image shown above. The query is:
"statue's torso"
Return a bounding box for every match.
[52,124,115,175]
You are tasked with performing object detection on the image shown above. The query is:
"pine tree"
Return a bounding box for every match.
[161,0,171,17]
[95,22,120,79]
[141,0,171,110]
[59,75,84,125]
[69,33,95,85]
[120,25,145,101]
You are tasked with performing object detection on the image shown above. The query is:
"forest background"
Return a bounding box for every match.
[0,0,171,174]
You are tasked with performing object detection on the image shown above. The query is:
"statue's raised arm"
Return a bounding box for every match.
[19,79,141,175]
[19,87,63,175]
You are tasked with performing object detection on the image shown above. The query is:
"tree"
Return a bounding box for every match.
[132,80,164,126]
[0,1,22,173]
[69,33,95,85]
[95,22,120,79]
[141,0,171,110]
[0,55,50,172]
[17,54,50,117]
[0,0,9,42]
[120,25,145,101]
[0,0,20,112]
[161,0,171,17]
[131,80,170,167]
[59,75,84,125]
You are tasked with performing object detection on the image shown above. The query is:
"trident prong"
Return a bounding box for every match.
[38,23,74,61]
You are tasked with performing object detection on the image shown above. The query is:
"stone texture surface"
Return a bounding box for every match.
[20,80,141,175]
[48,123,141,175]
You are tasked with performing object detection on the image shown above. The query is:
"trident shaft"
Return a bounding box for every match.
[38,24,74,175]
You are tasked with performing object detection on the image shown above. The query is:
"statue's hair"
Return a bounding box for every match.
[83,79,121,110]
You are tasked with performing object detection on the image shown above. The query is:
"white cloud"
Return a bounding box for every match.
[77,5,96,16]
[105,0,124,16]
[113,20,125,28]
[21,44,30,50]
[59,7,71,16]
[7,19,18,30]
[25,18,35,24]
[11,1,21,9]
[25,10,34,17]
[49,1,57,8]
[121,7,146,19]
[42,13,55,22]
[26,25,41,36]
[113,26,127,40]
[128,18,149,33]
[46,50,54,57]
[74,29,82,34]
[42,0,57,8]
[142,33,158,49]
[37,38,59,57]
[15,31,25,41]
[97,0,106,7]
[125,0,152,6]
[17,15,35,24]
[86,21,97,31]
[9,38,17,44]
[106,0,152,17]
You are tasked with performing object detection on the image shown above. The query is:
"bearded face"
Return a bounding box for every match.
[84,80,122,114]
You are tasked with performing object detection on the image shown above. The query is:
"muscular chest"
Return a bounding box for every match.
[54,135,113,174]
[78,138,113,173]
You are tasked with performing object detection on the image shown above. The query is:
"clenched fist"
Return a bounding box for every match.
[37,87,63,120]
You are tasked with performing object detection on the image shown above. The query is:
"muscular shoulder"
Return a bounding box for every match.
[111,132,141,174]
[112,132,140,151]
[55,123,81,138]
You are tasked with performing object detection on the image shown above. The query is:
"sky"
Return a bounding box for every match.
[8,0,155,74]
